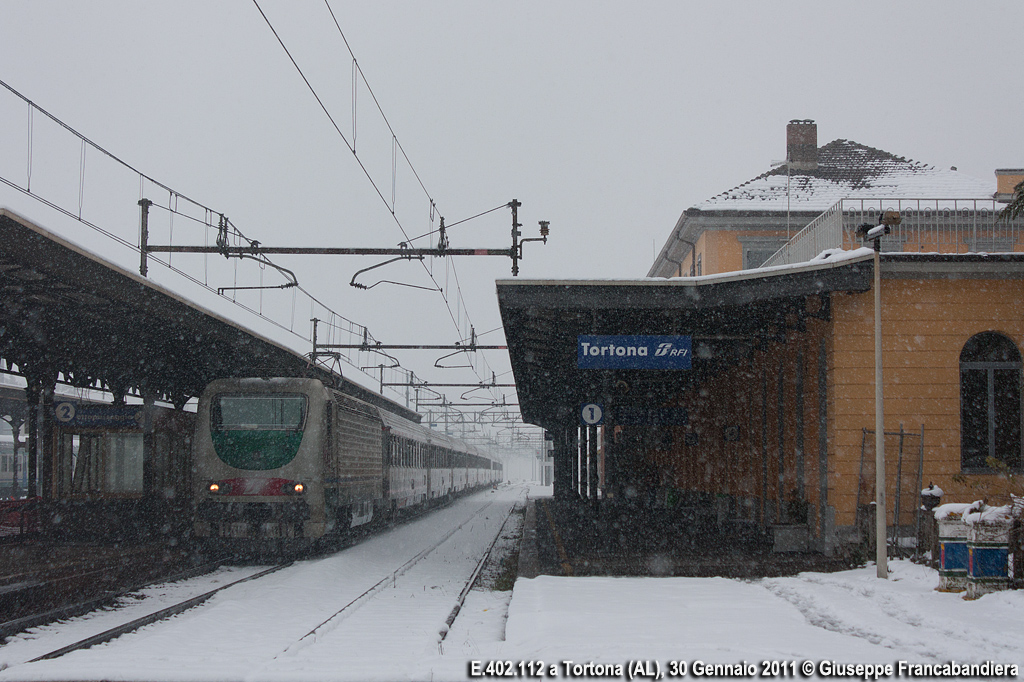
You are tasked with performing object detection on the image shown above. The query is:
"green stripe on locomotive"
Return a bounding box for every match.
[211,431,304,470]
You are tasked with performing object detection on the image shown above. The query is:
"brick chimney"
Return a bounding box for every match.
[786,119,818,171]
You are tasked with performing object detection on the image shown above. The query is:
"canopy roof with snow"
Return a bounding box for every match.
[0,209,419,420]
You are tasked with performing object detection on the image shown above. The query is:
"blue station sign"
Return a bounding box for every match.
[54,402,145,429]
[577,335,692,370]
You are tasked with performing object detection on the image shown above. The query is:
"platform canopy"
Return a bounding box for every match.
[0,209,417,420]
[496,255,873,432]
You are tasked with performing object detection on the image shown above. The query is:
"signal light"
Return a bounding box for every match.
[293,483,304,494]
[208,482,221,493]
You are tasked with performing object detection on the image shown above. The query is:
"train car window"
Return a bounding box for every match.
[213,394,306,431]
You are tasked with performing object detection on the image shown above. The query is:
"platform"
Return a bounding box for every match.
[518,496,856,579]
[0,537,191,626]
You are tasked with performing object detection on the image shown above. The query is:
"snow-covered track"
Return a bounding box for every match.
[27,561,290,662]
[278,497,513,657]
[0,543,196,629]
[0,554,228,642]
[439,495,522,643]
[0,486,529,681]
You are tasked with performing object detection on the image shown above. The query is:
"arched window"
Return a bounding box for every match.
[960,332,1022,470]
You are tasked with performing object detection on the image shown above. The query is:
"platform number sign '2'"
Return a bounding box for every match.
[580,403,604,426]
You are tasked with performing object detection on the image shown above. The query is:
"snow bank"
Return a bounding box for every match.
[963,500,1015,526]
[933,502,974,521]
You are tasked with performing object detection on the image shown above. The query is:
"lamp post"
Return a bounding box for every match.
[858,209,901,579]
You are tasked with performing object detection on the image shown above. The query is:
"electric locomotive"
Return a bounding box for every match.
[192,377,502,553]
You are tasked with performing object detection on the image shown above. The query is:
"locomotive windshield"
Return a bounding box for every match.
[210,394,307,470]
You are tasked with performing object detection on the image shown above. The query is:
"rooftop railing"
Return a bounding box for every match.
[761,198,1024,268]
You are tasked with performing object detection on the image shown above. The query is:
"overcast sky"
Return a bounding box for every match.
[2,1,1021,447]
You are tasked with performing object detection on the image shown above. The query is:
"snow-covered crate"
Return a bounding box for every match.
[964,503,1012,599]
[934,503,972,592]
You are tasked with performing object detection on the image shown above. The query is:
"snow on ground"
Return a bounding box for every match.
[0,565,271,666]
[2,484,1022,681]
[0,486,524,682]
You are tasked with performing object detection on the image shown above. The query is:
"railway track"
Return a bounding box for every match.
[276,494,521,659]
[0,555,229,643]
[0,543,199,632]
[0,490,454,646]
[0,487,524,677]
[29,562,291,661]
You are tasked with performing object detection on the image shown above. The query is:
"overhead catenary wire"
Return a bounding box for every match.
[0,78,415,399]
[0,79,210,216]
[252,0,503,392]
[406,202,510,245]
[1,50,524,443]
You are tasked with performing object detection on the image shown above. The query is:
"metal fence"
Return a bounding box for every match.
[762,198,1024,268]
[856,425,925,559]
[761,201,844,267]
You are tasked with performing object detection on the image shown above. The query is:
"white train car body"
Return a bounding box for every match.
[192,377,501,551]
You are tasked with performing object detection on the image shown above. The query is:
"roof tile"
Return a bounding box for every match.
[693,139,994,211]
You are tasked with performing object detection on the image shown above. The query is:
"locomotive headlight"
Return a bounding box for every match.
[293,482,305,494]
[208,482,221,493]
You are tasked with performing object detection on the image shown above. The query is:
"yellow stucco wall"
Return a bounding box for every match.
[829,278,1024,525]
[997,171,1024,196]
[680,229,793,276]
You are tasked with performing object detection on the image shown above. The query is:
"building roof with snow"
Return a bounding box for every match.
[693,139,994,214]
[649,120,1008,277]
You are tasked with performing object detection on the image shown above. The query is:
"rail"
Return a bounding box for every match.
[439,494,524,647]
[1,486,510,673]
[761,198,1024,268]
[274,497,508,659]
[1,554,230,643]
[29,562,290,661]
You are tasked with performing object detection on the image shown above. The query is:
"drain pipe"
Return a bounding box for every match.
[665,231,697,277]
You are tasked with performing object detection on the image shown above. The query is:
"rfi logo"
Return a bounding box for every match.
[655,343,688,357]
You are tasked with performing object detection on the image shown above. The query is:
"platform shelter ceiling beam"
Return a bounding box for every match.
[0,210,417,420]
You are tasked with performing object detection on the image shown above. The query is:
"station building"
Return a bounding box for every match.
[499,121,1024,556]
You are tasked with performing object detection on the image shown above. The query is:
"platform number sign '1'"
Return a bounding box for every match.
[580,403,604,426]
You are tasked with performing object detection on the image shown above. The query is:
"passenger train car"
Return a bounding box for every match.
[193,377,502,551]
